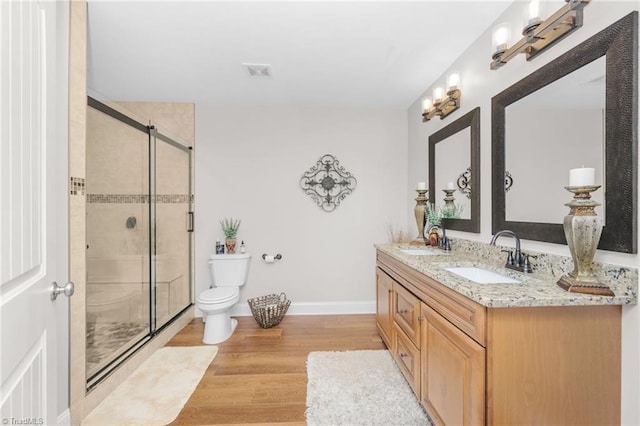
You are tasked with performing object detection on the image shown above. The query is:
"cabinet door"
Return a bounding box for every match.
[421,303,485,426]
[375,267,394,348]
[393,282,422,346]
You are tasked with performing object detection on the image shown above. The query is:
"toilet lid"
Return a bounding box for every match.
[198,287,238,303]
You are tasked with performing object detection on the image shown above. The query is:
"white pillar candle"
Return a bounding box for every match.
[417,182,426,190]
[445,181,455,190]
[569,167,595,187]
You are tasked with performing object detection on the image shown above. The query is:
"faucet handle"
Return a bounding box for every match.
[501,249,514,265]
[441,236,451,251]
[522,253,537,273]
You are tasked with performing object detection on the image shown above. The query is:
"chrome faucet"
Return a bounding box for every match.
[490,230,534,273]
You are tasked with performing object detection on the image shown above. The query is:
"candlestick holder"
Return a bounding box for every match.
[442,188,456,209]
[411,189,428,246]
[556,185,614,296]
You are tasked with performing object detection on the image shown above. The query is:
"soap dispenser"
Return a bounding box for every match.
[239,240,246,254]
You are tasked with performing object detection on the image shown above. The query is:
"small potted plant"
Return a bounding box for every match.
[220,217,241,254]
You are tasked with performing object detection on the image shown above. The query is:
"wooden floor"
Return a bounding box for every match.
[167,314,386,425]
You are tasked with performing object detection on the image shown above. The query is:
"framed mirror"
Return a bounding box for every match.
[492,11,637,253]
[429,106,480,232]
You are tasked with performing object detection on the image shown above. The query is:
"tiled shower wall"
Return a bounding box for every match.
[68,2,87,423]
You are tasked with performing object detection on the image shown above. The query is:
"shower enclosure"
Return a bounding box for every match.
[85,98,193,388]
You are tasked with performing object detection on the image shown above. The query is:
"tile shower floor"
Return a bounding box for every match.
[86,321,148,377]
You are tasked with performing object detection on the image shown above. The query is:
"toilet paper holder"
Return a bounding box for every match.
[262,253,282,261]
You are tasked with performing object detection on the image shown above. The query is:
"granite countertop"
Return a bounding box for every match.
[375,243,637,308]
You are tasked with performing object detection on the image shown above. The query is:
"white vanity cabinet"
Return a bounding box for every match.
[376,250,621,425]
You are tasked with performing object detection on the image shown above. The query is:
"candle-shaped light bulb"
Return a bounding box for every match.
[417,182,426,190]
[446,72,460,92]
[422,97,432,113]
[433,86,444,103]
[529,0,540,20]
[445,181,455,190]
[523,0,545,33]
[492,23,511,56]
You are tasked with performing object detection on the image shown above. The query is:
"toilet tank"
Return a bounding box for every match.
[208,253,251,287]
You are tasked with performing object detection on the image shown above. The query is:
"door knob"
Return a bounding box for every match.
[51,281,75,301]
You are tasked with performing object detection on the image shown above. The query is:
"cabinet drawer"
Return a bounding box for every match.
[393,323,421,397]
[393,283,422,346]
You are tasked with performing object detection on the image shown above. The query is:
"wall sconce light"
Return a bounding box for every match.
[422,72,462,122]
[490,0,591,70]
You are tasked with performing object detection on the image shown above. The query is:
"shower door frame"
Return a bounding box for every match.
[85,97,194,390]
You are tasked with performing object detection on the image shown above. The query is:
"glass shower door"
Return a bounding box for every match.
[152,130,192,330]
[85,97,194,389]
[86,105,151,384]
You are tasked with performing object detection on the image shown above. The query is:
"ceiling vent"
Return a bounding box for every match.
[243,63,273,78]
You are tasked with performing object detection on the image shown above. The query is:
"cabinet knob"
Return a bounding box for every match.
[399,353,407,358]
[398,309,409,314]
[418,316,424,321]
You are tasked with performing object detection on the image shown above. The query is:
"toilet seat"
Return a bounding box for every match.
[197,287,238,304]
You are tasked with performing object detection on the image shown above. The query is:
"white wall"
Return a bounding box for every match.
[407,2,639,423]
[195,105,408,314]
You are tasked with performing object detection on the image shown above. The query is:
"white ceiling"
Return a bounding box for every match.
[87,1,513,109]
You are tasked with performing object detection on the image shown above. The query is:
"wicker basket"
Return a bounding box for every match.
[247,293,291,328]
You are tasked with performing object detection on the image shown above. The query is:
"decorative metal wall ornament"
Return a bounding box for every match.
[456,167,472,199]
[300,154,357,212]
[505,170,514,192]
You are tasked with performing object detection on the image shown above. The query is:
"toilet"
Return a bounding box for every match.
[196,252,251,344]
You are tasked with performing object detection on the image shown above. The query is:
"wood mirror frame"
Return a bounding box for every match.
[492,12,638,253]
[429,106,480,233]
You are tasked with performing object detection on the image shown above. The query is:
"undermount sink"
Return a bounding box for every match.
[399,248,441,256]
[445,267,521,284]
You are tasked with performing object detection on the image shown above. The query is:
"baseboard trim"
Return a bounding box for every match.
[212,300,376,317]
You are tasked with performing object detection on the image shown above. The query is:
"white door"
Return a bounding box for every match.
[1,1,69,425]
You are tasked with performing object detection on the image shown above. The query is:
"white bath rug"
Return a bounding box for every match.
[82,345,217,426]
[305,349,432,426]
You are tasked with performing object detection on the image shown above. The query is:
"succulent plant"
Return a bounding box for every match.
[425,204,441,226]
[220,217,241,239]
[440,204,464,219]
[425,203,463,226]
